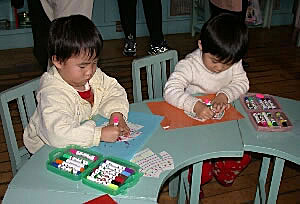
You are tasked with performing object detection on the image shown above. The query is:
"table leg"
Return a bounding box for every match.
[178,168,189,203]
[255,156,271,204]
[168,174,179,198]
[267,157,285,204]
[190,161,203,204]
[254,156,285,204]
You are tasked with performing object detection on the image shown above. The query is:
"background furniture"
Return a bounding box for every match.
[132,50,178,103]
[0,77,40,176]
[2,99,244,204]
[235,96,300,203]
[191,0,210,36]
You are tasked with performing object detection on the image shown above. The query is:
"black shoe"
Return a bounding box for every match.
[123,34,136,57]
[148,40,169,55]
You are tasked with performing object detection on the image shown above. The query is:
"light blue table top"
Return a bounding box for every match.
[234,96,300,165]
[3,100,244,204]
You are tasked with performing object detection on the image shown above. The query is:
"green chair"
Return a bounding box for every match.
[0,77,40,176]
[132,50,178,103]
[132,50,181,197]
[191,0,210,36]
[132,50,203,203]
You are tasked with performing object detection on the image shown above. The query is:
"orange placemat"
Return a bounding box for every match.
[147,94,244,130]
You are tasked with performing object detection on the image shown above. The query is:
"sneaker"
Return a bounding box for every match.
[123,34,136,57]
[148,40,169,55]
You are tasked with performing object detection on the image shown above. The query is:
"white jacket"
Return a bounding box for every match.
[164,49,249,113]
[23,66,129,153]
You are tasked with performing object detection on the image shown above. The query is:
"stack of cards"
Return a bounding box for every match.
[131,148,174,178]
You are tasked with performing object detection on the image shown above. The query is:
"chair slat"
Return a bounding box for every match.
[132,50,178,102]
[0,77,40,176]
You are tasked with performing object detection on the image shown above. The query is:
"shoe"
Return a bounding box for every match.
[148,40,169,55]
[123,34,136,57]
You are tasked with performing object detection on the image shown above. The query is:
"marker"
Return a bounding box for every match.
[62,153,91,165]
[257,112,268,127]
[51,162,80,175]
[252,113,262,126]
[55,159,85,172]
[266,98,277,109]
[113,116,119,126]
[266,112,278,126]
[69,149,98,161]
[262,112,272,127]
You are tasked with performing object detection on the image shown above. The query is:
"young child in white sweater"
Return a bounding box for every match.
[24,15,130,154]
[164,13,251,197]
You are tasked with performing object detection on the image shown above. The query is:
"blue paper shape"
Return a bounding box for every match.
[89,112,163,160]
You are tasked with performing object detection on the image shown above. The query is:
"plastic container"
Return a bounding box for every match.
[239,93,293,132]
[46,145,143,195]
[82,156,143,195]
[46,145,102,181]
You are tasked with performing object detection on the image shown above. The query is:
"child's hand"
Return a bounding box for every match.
[109,112,130,136]
[212,93,230,113]
[100,126,121,142]
[193,101,214,120]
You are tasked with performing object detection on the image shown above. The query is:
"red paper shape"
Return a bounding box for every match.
[147,94,244,130]
[83,194,118,204]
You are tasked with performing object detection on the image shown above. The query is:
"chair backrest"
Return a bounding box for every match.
[132,50,178,103]
[0,77,40,176]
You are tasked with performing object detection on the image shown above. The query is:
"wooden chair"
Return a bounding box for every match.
[191,0,210,36]
[132,50,178,103]
[0,77,40,176]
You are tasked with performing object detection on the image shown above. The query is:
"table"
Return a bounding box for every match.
[3,100,244,204]
[235,96,300,204]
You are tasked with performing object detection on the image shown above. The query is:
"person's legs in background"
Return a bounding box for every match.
[141,0,169,55]
[117,0,137,56]
[27,0,51,72]
[209,0,249,67]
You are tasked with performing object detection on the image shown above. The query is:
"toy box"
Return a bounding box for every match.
[46,145,143,195]
[239,93,293,132]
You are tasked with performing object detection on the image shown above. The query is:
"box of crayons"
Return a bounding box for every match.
[239,93,293,132]
[46,145,143,195]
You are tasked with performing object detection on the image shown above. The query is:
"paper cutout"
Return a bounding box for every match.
[83,194,118,204]
[147,94,244,130]
[90,112,163,160]
[131,148,174,178]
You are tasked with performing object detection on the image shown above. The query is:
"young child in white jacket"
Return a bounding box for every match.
[164,13,251,197]
[23,15,130,154]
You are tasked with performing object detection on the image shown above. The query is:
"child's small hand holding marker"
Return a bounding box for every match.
[193,101,214,121]
[100,113,130,143]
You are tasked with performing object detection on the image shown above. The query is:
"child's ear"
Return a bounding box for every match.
[198,40,202,50]
[51,56,63,69]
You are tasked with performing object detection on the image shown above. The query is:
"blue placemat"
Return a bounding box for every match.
[89,112,164,160]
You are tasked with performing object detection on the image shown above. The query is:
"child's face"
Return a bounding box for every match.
[198,40,232,73]
[53,52,98,90]
[202,53,232,73]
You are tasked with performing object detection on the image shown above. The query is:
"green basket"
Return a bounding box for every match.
[46,145,102,181]
[46,145,143,195]
[82,156,143,195]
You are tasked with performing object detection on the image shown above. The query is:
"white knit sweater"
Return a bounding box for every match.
[163,49,249,113]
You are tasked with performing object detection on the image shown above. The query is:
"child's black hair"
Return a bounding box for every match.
[200,13,248,64]
[48,15,103,63]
